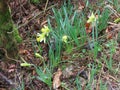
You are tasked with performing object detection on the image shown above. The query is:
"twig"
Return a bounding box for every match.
[107,74,119,82]
[0,48,20,62]
[44,0,49,13]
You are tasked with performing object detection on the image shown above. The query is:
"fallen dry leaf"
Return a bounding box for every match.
[106,27,113,39]
[53,68,62,90]
[8,64,16,73]
[85,23,92,34]
[19,49,29,55]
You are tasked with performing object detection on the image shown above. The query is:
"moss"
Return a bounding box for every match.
[13,25,22,43]
[0,0,21,58]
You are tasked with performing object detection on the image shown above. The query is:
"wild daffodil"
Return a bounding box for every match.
[62,35,68,43]
[36,25,50,43]
[36,33,46,43]
[87,12,96,23]
[41,25,50,36]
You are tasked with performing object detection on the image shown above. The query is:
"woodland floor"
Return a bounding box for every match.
[0,0,120,90]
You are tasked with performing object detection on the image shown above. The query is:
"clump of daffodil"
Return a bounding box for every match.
[36,25,50,43]
[87,12,96,23]
[62,35,68,43]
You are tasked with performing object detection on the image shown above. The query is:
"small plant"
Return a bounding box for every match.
[75,76,82,90]
[113,0,120,12]
[86,64,97,90]
[15,79,25,90]
[104,40,117,71]
[34,66,52,87]
[98,8,110,32]
[99,80,107,90]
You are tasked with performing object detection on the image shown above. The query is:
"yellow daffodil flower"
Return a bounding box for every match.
[62,35,68,43]
[36,25,50,43]
[41,25,50,36]
[36,33,46,43]
[87,12,96,23]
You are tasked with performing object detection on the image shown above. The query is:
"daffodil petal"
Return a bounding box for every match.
[62,35,68,43]
[36,33,46,42]
[87,12,96,23]
[36,37,40,42]
[41,25,50,36]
